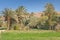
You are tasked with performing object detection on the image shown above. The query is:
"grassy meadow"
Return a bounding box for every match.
[1,30,60,40]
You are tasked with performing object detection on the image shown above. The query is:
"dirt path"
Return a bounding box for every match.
[0,30,6,34]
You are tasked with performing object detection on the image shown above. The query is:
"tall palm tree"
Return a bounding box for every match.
[15,6,28,30]
[16,6,27,24]
[3,8,16,30]
[44,3,57,30]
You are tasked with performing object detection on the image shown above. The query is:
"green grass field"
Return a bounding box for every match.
[1,30,60,40]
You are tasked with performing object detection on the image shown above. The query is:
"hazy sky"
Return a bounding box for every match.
[0,0,60,12]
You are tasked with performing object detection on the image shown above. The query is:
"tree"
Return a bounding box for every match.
[3,8,16,30]
[16,6,27,24]
[44,3,57,30]
[28,16,39,28]
[37,16,48,29]
[16,6,29,30]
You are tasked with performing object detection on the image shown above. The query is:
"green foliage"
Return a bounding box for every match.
[44,3,57,30]
[56,14,60,23]
[22,17,29,26]
[1,3,60,30]
[28,16,39,28]
[11,24,20,30]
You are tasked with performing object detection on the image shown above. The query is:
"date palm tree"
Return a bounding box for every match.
[15,6,28,30]
[44,3,57,30]
[3,8,16,30]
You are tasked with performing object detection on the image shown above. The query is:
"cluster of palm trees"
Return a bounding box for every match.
[0,3,60,30]
[2,6,29,30]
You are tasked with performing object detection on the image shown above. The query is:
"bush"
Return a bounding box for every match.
[0,27,7,30]
[12,24,20,30]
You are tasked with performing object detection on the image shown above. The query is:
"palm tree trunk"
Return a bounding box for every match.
[7,16,10,30]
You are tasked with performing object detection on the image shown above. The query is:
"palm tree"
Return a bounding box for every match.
[15,6,28,30]
[3,8,16,30]
[44,3,57,30]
